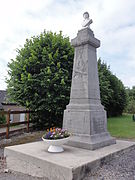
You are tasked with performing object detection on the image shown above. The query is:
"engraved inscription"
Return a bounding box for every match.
[73,71,83,79]
[73,48,88,79]
[75,48,87,73]
[67,111,89,134]
[93,114,105,134]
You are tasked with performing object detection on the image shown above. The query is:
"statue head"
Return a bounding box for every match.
[82,12,93,28]
[83,12,89,19]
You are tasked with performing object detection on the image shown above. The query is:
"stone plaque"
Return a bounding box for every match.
[92,112,106,134]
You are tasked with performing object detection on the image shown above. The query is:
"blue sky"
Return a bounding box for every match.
[0,0,135,90]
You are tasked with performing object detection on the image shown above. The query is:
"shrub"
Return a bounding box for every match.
[7,31,74,129]
[98,59,127,117]
[0,113,6,124]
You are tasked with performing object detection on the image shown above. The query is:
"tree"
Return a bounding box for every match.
[126,99,135,114]
[98,59,127,117]
[125,87,135,114]
[7,31,74,129]
[7,30,127,129]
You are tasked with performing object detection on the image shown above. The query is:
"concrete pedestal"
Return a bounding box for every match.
[4,140,135,180]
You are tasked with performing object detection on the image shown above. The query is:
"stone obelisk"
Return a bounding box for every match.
[63,12,116,150]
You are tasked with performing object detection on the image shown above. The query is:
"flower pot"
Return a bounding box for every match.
[42,136,70,153]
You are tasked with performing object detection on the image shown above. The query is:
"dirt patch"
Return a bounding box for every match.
[0,130,45,148]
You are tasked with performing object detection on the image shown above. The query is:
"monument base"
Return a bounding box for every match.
[66,132,116,150]
[63,105,116,150]
[4,140,135,180]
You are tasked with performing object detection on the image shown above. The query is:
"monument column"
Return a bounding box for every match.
[63,12,116,150]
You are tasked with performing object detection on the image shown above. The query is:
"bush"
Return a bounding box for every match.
[98,59,127,117]
[0,113,6,124]
[7,31,74,129]
[125,87,135,114]
[7,30,127,129]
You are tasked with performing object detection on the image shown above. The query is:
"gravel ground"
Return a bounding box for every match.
[1,136,135,179]
[84,147,135,180]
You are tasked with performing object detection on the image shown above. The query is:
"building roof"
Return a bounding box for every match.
[0,90,17,109]
[0,90,7,109]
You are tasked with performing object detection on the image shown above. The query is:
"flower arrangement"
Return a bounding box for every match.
[43,127,70,140]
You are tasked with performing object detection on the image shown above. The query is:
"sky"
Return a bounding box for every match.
[0,0,135,90]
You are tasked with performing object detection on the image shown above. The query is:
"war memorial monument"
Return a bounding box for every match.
[4,12,135,180]
[63,12,116,150]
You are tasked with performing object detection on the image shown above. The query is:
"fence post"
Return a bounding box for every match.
[27,112,30,133]
[6,109,10,139]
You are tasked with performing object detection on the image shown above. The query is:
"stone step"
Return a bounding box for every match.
[4,140,135,180]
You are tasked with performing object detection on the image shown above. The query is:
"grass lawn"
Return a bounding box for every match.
[107,114,135,139]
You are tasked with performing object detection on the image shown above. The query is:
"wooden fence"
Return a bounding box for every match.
[0,110,33,139]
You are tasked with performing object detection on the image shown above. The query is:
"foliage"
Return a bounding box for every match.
[126,100,135,114]
[107,114,135,139]
[43,128,70,140]
[6,30,127,129]
[98,59,127,117]
[7,31,74,129]
[0,113,6,124]
[125,87,135,113]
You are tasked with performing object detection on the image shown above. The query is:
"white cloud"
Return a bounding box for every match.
[0,0,135,89]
